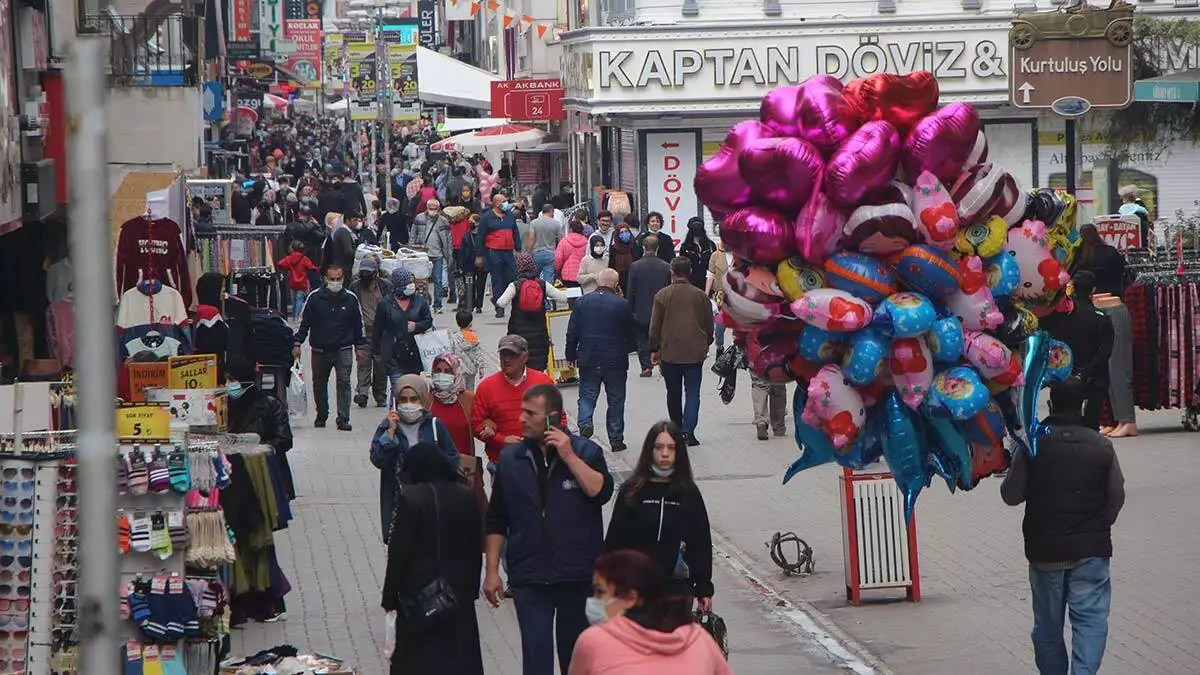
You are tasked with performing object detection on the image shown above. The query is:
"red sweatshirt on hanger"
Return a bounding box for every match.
[114,216,192,307]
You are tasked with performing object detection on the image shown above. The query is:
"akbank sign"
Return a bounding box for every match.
[561,22,1012,111]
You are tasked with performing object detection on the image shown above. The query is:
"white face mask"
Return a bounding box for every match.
[403,283,416,296]
[431,373,455,390]
[397,403,423,424]
[650,464,675,478]
[591,246,605,257]
[326,280,343,293]
[585,597,614,626]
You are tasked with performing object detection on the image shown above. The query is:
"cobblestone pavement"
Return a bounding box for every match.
[234,307,1200,674]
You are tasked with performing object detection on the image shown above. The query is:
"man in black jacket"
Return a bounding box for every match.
[1001,377,1125,675]
[625,235,672,377]
[1040,271,1114,430]
[292,264,365,431]
[482,384,613,675]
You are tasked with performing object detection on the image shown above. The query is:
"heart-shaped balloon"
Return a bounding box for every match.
[694,121,772,218]
[794,187,846,265]
[842,72,939,136]
[720,206,798,266]
[739,137,824,215]
[901,102,981,186]
[824,121,902,208]
[760,75,859,156]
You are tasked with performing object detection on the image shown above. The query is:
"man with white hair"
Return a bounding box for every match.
[565,268,637,451]
[410,198,453,313]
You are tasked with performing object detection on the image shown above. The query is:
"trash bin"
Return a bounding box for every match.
[838,467,921,605]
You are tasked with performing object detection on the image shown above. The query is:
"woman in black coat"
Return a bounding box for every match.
[373,267,435,388]
[678,217,716,290]
[225,359,296,499]
[381,442,483,675]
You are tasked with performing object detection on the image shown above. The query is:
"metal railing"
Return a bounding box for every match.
[81,12,200,86]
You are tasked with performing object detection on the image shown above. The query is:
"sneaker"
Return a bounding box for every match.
[611,441,627,452]
[495,308,506,318]
[262,610,287,623]
[314,417,327,428]
[336,422,353,432]
[773,427,787,437]
[354,394,368,408]
[639,369,653,378]
[375,400,388,408]
[475,307,483,314]
[684,432,700,447]
[579,425,594,439]
[756,422,769,441]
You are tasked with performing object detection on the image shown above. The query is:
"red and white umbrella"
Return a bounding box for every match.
[263,93,290,110]
[431,124,546,154]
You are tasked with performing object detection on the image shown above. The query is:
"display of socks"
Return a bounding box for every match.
[127,452,149,495]
[148,452,171,494]
[118,512,132,554]
[129,514,152,553]
[167,451,190,493]
[167,510,188,549]
[124,642,145,675]
[149,512,172,560]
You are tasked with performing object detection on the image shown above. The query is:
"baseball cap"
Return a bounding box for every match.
[498,335,529,355]
[359,257,378,272]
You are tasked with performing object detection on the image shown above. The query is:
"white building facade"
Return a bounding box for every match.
[558,0,1200,240]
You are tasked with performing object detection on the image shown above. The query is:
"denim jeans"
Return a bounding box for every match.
[660,361,703,433]
[487,250,517,310]
[1029,557,1111,675]
[510,581,592,675]
[532,250,556,285]
[430,256,445,309]
[291,289,307,320]
[311,347,353,424]
[714,322,727,349]
[577,366,628,443]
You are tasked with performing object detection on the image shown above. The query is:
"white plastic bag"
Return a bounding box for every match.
[413,329,453,372]
[287,360,308,418]
[383,610,397,658]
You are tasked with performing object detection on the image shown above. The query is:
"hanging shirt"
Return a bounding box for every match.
[124,335,183,359]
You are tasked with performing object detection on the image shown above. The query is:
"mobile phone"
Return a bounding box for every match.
[545,413,563,432]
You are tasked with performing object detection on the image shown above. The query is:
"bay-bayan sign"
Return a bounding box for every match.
[561,23,1012,109]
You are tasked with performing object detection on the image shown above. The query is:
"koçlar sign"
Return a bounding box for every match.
[564,25,1011,103]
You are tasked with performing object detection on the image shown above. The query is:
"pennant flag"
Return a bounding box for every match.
[487,0,499,9]
[521,14,534,22]
[470,1,481,14]
[536,23,548,38]
[502,11,515,28]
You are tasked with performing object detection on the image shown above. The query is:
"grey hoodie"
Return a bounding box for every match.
[410,211,452,259]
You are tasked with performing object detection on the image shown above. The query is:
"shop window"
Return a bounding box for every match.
[600,0,634,24]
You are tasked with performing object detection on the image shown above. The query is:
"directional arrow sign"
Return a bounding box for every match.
[1017,82,1035,104]
[1008,34,1131,110]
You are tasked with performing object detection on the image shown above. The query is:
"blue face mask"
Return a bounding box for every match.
[226,382,247,399]
[500,202,513,213]
[617,231,632,244]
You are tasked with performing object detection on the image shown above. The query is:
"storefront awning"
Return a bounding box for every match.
[437,117,509,134]
[416,47,499,110]
[1133,70,1200,104]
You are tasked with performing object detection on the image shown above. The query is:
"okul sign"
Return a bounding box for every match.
[562,23,1013,108]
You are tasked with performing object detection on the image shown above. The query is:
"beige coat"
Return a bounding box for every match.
[649,279,715,365]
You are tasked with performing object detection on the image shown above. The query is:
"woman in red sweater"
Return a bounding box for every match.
[429,353,485,511]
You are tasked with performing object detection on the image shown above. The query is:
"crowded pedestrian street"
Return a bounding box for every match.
[226,311,1200,675]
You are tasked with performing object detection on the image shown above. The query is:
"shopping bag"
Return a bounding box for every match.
[695,610,729,658]
[383,610,397,658]
[413,329,452,372]
[287,360,308,418]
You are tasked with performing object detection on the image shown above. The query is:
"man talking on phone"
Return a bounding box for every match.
[483,384,614,675]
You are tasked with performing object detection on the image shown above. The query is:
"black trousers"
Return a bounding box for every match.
[1083,384,1107,431]
[471,271,488,310]
[634,322,654,371]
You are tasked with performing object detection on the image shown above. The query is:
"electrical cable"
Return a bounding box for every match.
[767,531,814,576]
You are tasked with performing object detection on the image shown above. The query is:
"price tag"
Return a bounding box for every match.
[128,362,168,403]
[168,354,218,390]
[116,405,171,441]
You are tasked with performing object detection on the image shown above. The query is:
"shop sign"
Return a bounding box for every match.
[418,0,436,49]
[1133,79,1199,103]
[232,0,252,41]
[641,130,701,243]
[286,0,320,19]
[227,40,259,59]
[1008,5,1132,110]
[168,355,218,390]
[127,362,168,403]
[245,61,274,79]
[285,19,322,86]
[188,178,232,223]
[259,0,285,57]
[567,24,1010,108]
[1093,214,1142,251]
[490,79,565,121]
[388,42,421,121]
[116,404,171,441]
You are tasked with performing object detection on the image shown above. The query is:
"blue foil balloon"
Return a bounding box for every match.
[835,408,885,469]
[929,316,965,364]
[796,324,847,365]
[842,328,888,386]
[881,391,928,519]
[929,365,991,420]
[784,386,837,483]
[1020,331,1052,457]
[1045,339,1074,383]
[924,410,975,491]
[872,292,937,338]
[986,252,1022,298]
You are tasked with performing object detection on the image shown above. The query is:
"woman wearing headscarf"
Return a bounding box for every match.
[429,353,486,513]
[225,359,296,500]
[381,197,408,250]
[373,268,435,392]
[369,374,459,542]
[577,234,610,295]
[496,252,569,373]
[608,224,636,293]
[381,442,484,675]
[678,217,716,290]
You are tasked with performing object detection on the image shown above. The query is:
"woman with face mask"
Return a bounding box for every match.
[373,268,435,392]
[678,217,717,290]
[369,374,459,542]
[428,353,487,514]
[577,233,611,295]
[225,359,296,501]
[554,220,590,289]
[608,225,636,292]
[604,422,714,614]
[569,549,730,675]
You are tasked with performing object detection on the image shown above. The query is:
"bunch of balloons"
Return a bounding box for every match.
[695,72,1080,516]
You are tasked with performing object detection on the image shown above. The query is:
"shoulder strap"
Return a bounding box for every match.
[430,416,439,443]
[429,483,442,564]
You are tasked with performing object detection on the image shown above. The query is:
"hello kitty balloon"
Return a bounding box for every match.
[889,335,934,409]
[801,364,867,449]
[1003,220,1070,300]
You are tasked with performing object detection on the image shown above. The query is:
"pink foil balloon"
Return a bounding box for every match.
[795,186,846,265]
[910,171,959,251]
[760,76,859,156]
[901,102,982,186]
[694,121,773,217]
[739,137,824,216]
[824,121,902,208]
[889,335,934,409]
[720,206,798,266]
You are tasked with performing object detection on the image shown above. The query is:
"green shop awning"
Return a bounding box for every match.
[1134,70,1200,104]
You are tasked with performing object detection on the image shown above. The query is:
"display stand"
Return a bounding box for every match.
[545,310,577,385]
[838,468,921,606]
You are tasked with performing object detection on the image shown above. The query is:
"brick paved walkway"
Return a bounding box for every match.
[233,308,1200,674]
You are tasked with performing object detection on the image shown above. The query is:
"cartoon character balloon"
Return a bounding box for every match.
[929,366,991,420]
[802,365,867,449]
[797,324,847,365]
[963,329,1024,388]
[776,257,826,302]
[873,292,937,338]
[955,216,1008,260]
[890,335,934,409]
[910,172,960,251]
[823,252,897,306]
[896,244,962,298]
[784,387,837,481]
[795,188,846,264]
[1004,220,1070,300]
[945,258,1003,331]
[842,328,888,386]
[791,289,874,332]
[929,316,965,364]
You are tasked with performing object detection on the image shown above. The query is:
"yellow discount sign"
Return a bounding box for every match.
[116,405,171,441]
[168,355,218,390]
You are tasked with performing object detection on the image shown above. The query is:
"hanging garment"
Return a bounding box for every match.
[114,216,192,306]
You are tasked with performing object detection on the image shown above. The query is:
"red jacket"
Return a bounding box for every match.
[115,216,192,306]
[278,251,318,291]
[470,368,557,462]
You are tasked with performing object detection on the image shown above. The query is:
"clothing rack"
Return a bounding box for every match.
[193,225,288,277]
[1122,275,1200,429]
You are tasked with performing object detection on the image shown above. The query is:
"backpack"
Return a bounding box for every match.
[249,308,295,366]
[516,279,545,313]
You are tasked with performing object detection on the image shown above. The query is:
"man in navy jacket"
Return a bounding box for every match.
[565,268,637,450]
[292,264,365,431]
[483,384,614,675]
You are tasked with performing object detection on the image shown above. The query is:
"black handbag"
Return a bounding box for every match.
[398,483,459,633]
